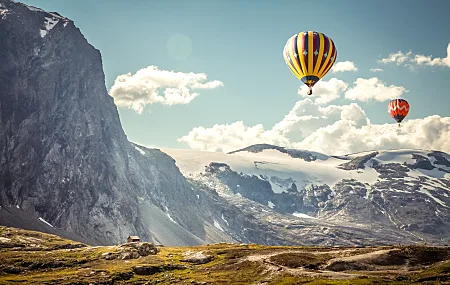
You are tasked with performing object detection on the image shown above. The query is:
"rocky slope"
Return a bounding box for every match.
[162,145,450,246]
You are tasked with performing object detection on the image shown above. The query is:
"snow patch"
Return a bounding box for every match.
[135,146,146,156]
[164,206,177,224]
[40,16,59,38]
[0,8,8,18]
[213,219,224,232]
[161,148,379,193]
[374,150,418,165]
[268,201,275,209]
[416,168,448,179]
[39,217,54,228]
[26,5,45,12]
[221,214,229,225]
[417,188,447,207]
[292,212,317,219]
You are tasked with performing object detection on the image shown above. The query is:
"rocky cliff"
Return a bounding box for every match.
[0,0,231,246]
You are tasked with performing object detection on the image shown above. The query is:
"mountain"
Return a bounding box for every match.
[0,0,234,246]
[162,144,450,245]
[1,0,449,248]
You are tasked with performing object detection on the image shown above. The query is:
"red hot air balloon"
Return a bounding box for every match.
[388,98,410,127]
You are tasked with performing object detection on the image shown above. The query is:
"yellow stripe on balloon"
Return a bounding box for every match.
[312,33,325,77]
[319,38,336,78]
[318,37,333,78]
[283,43,302,79]
[307,31,313,74]
[287,36,304,78]
[297,33,308,78]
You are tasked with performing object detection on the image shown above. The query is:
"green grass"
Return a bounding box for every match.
[1,226,450,284]
[269,252,333,269]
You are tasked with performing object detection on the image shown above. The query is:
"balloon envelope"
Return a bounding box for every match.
[283,31,337,92]
[388,98,410,123]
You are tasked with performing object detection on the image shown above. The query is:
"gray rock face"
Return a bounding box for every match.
[0,0,229,246]
[337,152,379,170]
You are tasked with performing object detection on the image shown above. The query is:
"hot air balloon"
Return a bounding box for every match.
[283,31,337,95]
[388,98,409,126]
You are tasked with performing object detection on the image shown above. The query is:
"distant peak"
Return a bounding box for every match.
[227,144,285,155]
[227,144,328,162]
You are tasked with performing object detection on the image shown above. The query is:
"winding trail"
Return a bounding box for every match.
[244,249,365,281]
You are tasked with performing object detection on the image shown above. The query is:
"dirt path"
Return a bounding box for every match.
[244,249,364,280]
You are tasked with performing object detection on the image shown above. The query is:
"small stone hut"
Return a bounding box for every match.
[127,235,141,243]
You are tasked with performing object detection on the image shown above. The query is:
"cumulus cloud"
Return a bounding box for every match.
[379,43,450,68]
[379,51,412,65]
[298,78,348,104]
[178,98,450,156]
[370,68,383,72]
[331,61,358,73]
[412,44,450,67]
[344,77,408,102]
[177,121,289,153]
[294,115,450,155]
[109,65,224,113]
[271,99,369,141]
[178,98,369,154]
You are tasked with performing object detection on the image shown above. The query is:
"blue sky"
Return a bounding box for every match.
[21,0,450,154]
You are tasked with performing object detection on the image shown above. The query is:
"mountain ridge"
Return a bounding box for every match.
[162,145,450,245]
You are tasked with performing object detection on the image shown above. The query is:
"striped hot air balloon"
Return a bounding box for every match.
[388,98,410,126]
[283,31,337,95]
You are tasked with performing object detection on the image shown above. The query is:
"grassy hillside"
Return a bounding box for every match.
[1,226,450,284]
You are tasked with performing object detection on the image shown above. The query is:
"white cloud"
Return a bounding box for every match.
[344,77,408,102]
[294,115,450,155]
[178,98,450,156]
[177,121,289,153]
[271,99,368,142]
[109,65,224,113]
[379,51,412,65]
[370,68,383,72]
[412,44,450,67]
[331,61,358,73]
[298,78,348,104]
[379,43,450,68]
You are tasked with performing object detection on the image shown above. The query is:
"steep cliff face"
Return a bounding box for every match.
[0,0,226,246]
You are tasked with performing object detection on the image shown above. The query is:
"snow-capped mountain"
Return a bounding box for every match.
[162,144,450,245]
